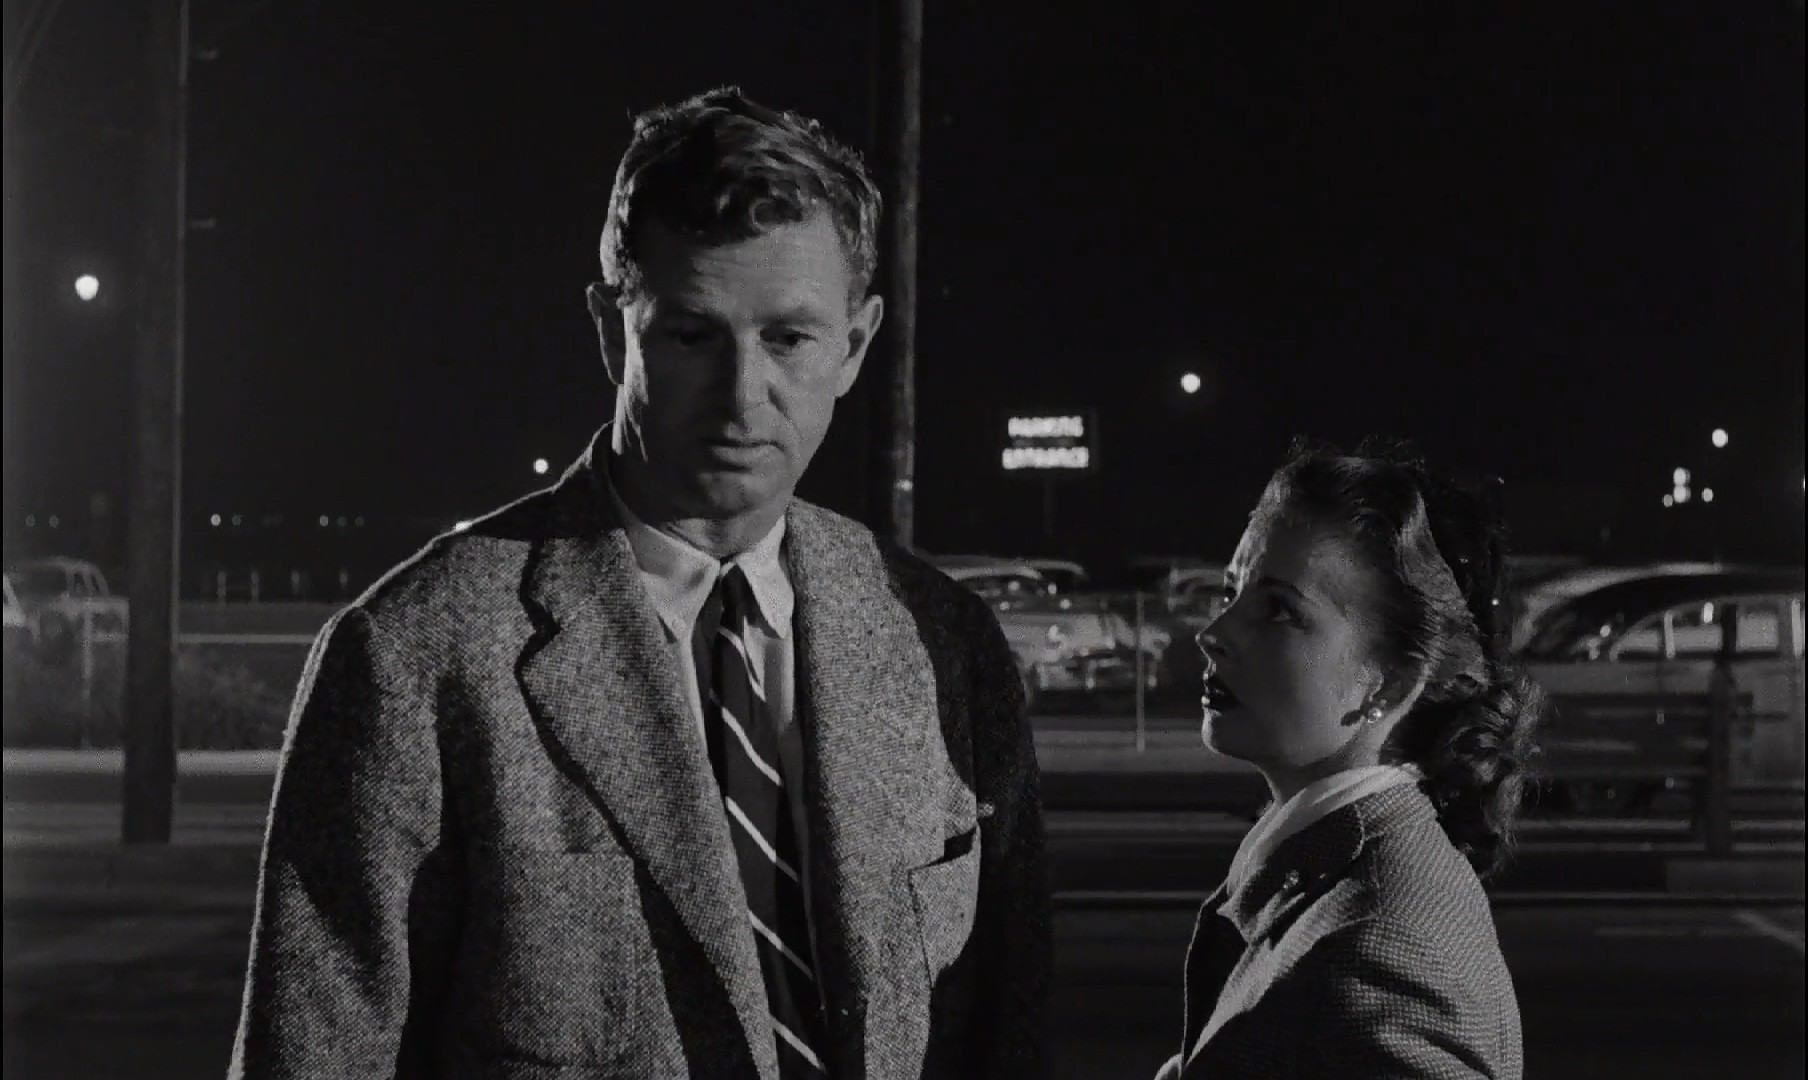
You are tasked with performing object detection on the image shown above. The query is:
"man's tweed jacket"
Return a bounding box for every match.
[227,444,1051,1078]
[1155,784,1523,1079]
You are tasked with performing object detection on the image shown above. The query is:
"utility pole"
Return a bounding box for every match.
[122,0,188,843]
[867,0,922,550]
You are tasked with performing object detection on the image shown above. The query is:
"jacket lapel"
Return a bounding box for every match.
[1191,784,1445,1063]
[515,455,772,1073]
[1221,783,1439,945]
[785,504,949,1075]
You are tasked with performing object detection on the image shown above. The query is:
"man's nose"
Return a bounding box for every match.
[725,337,767,412]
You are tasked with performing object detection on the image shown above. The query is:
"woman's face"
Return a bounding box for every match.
[1198,508,1392,788]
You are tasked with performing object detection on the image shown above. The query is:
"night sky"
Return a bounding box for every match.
[4,2,1803,574]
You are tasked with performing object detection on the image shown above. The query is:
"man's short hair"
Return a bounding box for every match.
[598,86,883,306]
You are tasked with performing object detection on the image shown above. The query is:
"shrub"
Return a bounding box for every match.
[3,638,291,750]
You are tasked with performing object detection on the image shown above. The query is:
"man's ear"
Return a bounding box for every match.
[833,293,885,398]
[586,282,628,387]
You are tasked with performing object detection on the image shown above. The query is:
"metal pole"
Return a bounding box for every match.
[79,608,94,708]
[121,0,187,844]
[1133,592,1146,753]
[1042,477,1054,546]
[868,0,921,549]
[1704,666,1736,858]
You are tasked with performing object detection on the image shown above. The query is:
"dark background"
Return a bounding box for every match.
[4,1,1803,588]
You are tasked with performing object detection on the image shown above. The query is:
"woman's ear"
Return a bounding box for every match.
[1368,666,1431,725]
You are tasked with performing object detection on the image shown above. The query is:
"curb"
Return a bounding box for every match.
[3,842,261,897]
[1665,855,1807,896]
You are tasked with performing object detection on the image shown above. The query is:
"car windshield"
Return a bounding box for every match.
[6,567,66,601]
[1524,605,1611,659]
[965,573,1045,597]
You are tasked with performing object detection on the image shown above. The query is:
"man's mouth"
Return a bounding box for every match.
[702,437,771,452]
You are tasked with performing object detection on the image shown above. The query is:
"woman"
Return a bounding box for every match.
[1155,438,1544,1080]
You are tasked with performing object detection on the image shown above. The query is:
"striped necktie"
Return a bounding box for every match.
[704,565,828,1077]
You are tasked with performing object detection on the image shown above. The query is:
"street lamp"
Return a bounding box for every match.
[73,274,100,301]
[1711,428,1729,449]
[532,458,550,475]
[1179,373,1202,395]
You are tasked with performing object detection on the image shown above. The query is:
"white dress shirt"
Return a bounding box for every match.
[602,472,820,946]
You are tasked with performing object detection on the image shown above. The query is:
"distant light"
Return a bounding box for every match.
[210,513,221,527]
[1701,488,1714,503]
[47,515,60,528]
[1711,428,1729,448]
[1702,602,1716,623]
[1662,494,1675,508]
[231,514,242,526]
[1673,467,1691,485]
[73,274,99,301]
[533,458,550,475]
[318,515,330,527]
[24,515,35,528]
[354,516,365,527]
[336,516,348,528]
[1179,373,1202,395]
[1673,485,1691,504]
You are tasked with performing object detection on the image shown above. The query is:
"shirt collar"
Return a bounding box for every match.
[1227,763,1422,891]
[602,461,794,641]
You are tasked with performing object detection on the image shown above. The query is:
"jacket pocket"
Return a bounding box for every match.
[908,837,982,983]
[457,848,649,1065]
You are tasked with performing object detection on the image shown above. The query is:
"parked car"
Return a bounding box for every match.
[932,555,1054,601]
[1507,560,1728,652]
[3,572,38,648]
[990,594,1166,712]
[929,554,1168,711]
[1019,558,1091,595]
[1519,567,1806,812]
[4,557,130,662]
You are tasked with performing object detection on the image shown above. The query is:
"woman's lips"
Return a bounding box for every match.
[1202,673,1242,711]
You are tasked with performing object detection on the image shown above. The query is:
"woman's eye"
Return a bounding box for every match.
[1264,596,1297,623]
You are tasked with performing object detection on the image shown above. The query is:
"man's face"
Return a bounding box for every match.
[592,213,882,522]
[1198,509,1388,777]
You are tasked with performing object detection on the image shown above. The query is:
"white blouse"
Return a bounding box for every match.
[1227,763,1424,892]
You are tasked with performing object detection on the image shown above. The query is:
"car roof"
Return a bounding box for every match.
[934,563,1046,582]
[6,557,100,574]
[1533,568,1804,638]
[928,554,1045,573]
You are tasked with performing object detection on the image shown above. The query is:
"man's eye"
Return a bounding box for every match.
[766,329,813,351]
[661,326,713,347]
[1265,596,1298,623]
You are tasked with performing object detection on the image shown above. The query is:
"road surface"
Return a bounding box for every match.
[3,896,1802,1079]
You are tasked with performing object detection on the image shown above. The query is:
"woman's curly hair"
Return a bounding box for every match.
[1260,436,1548,878]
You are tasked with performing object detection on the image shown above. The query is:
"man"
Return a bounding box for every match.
[228,87,1050,1078]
